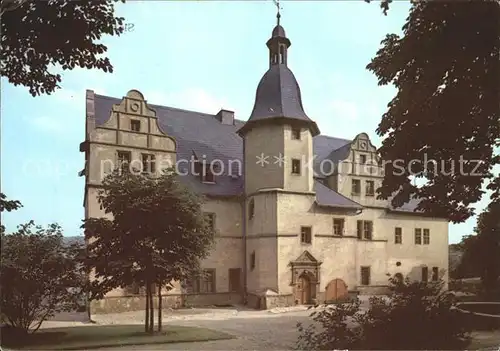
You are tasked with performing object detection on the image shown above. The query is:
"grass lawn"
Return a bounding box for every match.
[1,324,234,350]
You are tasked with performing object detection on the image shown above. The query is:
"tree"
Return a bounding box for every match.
[296,275,471,350]
[366,0,500,223]
[83,168,215,333]
[0,192,22,234]
[0,221,85,333]
[456,202,500,296]
[1,0,125,97]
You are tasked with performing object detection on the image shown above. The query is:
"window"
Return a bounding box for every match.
[432,267,439,281]
[202,164,215,183]
[204,213,215,231]
[141,154,156,174]
[300,226,312,244]
[130,119,141,132]
[415,228,422,244]
[366,180,375,196]
[357,220,373,240]
[359,154,367,164]
[360,266,371,286]
[292,128,301,140]
[193,269,216,293]
[395,227,402,244]
[117,151,131,174]
[352,179,361,195]
[228,268,242,293]
[421,266,428,282]
[291,159,301,174]
[333,218,345,236]
[250,251,256,270]
[248,199,255,220]
[423,229,430,245]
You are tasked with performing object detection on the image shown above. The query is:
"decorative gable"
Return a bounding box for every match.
[294,250,319,264]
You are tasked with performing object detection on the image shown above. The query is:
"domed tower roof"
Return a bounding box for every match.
[237,14,319,137]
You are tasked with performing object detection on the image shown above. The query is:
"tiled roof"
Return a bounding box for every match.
[92,94,418,212]
[314,180,362,209]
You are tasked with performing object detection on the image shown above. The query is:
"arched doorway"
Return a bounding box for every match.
[295,272,315,305]
[325,278,348,302]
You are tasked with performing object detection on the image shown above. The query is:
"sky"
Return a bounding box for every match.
[1,1,492,243]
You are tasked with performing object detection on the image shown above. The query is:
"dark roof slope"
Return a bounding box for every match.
[92,94,418,212]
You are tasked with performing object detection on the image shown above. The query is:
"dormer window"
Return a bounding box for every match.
[130,119,141,132]
[194,160,216,184]
[359,154,367,164]
[203,168,215,183]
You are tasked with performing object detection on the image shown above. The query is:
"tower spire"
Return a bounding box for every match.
[273,0,281,26]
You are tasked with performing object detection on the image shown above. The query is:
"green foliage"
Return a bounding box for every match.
[296,276,471,350]
[1,0,125,96]
[83,168,215,332]
[456,202,500,294]
[0,221,86,333]
[367,1,500,223]
[0,192,22,234]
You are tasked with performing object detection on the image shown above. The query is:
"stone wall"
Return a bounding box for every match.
[90,293,242,314]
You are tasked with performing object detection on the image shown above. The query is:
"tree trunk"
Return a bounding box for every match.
[157,282,162,332]
[145,283,150,333]
[148,283,154,333]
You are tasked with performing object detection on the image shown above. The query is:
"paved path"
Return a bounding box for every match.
[96,310,316,350]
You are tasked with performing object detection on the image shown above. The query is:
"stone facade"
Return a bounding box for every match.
[82,21,449,314]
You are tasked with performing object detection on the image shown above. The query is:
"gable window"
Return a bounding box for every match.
[248,199,255,220]
[291,128,301,140]
[117,151,131,174]
[300,226,312,244]
[250,251,256,270]
[432,267,439,281]
[192,269,216,293]
[292,159,301,174]
[395,227,402,244]
[333,218,345,236]
[360,266,371,286]
[423,229,430,245]
[141,154,156,174]
[359,154,367,164]
[421,266,428,282]
[130,119,141,132]
[357,220,373,240]
[415,228,422,244]
[204,212,215,231]
[366,180,375,196]
[352,179,361,195]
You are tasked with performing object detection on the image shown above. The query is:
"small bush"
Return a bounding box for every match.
[296,276,472,350]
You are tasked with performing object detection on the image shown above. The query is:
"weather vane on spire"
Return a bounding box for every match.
[272,0,282,25]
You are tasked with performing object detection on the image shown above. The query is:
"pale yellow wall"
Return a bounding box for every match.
[274,192,449,294]
[283,125,314,192]
[245,192,278,292]
[199,198,244,293]
[244,126,285,194]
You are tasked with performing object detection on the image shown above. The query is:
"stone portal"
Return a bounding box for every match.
[290,250,321,305]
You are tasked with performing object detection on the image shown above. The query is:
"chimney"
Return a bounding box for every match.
[215,109,234,125]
